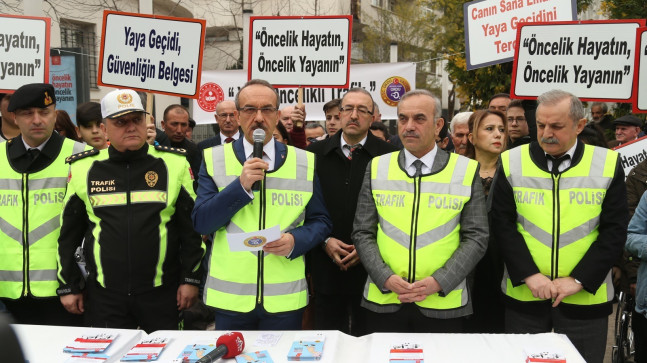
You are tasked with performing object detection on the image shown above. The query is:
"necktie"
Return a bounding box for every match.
[27,148,40,162]
[548,154,570,175]
[345,144,362,160]
[412,159,424,177]
[225,137,234,143]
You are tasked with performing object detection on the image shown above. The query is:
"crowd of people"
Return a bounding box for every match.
[0,81,646,363]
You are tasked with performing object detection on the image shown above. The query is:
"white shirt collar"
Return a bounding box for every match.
[403,146,437,177]
[243,135,276,171]
[340,133,368,157]
[545,140,578,172]
[220,130,240,142]
[22,135,51,151]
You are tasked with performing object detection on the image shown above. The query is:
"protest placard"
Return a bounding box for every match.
[248,16,352,87]
[511,20,646,101]
[98,11,206,98]
[194,62,416,124]
[614,136,647,178]
[633,27,647,113]
[463,0,575,70]
[0,14,50,92]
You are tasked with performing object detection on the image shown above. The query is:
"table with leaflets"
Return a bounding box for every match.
[11,324,586,363]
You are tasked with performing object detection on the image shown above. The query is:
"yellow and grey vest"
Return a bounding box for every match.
[203,143,314,313]
[364,152,477,310]
[501,144,617,305]
[0,139,85,298]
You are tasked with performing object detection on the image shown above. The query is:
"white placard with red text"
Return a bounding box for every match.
[614,136,647,178]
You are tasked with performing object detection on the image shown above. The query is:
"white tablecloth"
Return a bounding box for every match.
[11,325,585,363]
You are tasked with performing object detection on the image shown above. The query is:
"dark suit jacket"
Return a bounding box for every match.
[197,129,244,151]
[192,138,332,258]
[307,131,399,295]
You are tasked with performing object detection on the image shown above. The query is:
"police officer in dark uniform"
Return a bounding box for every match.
[57,89,205,333]
[0,83,86,325]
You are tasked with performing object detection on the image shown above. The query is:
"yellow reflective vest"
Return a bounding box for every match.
[203,143,314,313]
[364,152,477,311]
[0,138,85,298]
[501,144,617,305]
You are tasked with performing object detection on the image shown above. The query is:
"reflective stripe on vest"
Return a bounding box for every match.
[0,139,86,298]
[364,151,476,310]
[203,143,314,313]
[65,146,190,288]
[501,144,617,305]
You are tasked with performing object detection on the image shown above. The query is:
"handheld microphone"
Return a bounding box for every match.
[252,128,266,191]
[196,332,245,363]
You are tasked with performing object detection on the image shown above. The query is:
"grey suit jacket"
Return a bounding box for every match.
[352,148,489,319]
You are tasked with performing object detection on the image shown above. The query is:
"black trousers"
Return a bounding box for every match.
[2,296,83,326]
[505,307,607,363]
[634,310,647,363]
[364,303,464,333]
[85,282,179,333]
[314,292,366,336]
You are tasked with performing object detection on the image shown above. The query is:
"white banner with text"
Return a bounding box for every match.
[194,62,416,124]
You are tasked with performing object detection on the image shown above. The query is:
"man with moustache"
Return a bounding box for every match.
[449,112,472,155]
[353,89,488,333]
[192,79,331,330]
[161,104,201,180]
[57,89,204,333]
[307,88,398,335]
[0,83,86,325]
[198,100,242,150]
[491,89,627,363]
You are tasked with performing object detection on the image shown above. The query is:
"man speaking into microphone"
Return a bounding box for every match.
[192,79,331,330]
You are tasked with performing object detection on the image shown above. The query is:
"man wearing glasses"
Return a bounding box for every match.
[192,79,332,330]
[198,100,241,150]
[506,100,532,149]
[307,88,397,335]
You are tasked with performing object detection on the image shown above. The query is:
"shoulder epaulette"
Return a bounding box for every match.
[154,145,187,156]
[66,148,99,164]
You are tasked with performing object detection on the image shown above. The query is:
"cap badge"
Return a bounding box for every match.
[44,92,53,106]
[117,93,133,105]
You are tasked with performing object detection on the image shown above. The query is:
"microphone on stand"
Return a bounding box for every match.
[195,332,245,362]
[252,128,266,191]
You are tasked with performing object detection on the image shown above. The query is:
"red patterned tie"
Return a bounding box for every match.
[225,137,234,143]
[346,144,362,160]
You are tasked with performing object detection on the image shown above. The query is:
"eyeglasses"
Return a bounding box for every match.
[238,106,278,117]
[307,137,318,143]
[217,113,236,120]
[507,117,526,124]
[340,106,373,117]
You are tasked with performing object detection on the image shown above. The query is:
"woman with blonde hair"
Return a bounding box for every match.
[465,109,507,196]
[464,109,508,334]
